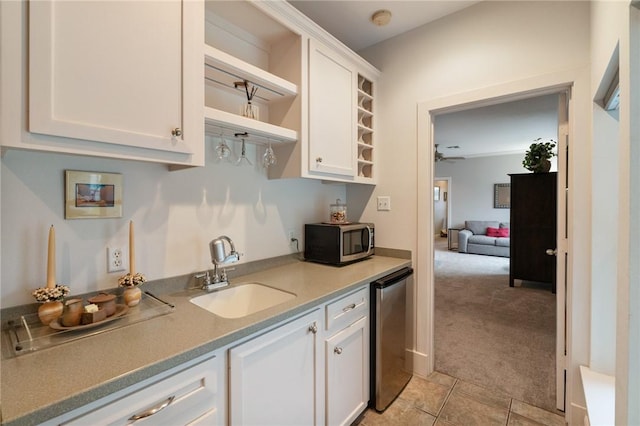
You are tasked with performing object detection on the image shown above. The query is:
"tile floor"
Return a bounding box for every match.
[358,372,565,426]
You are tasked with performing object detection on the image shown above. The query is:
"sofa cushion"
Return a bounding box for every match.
[487,227,509,237]
[500,222,510,229]
[495,237,510,247]
[465,221,500,235]
[468,235,497,245]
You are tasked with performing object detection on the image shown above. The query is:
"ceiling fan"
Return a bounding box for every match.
[434,144,465,162]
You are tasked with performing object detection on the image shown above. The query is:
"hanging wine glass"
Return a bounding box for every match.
[214,133,232,162]
[236,137,252,166]
[262,138,277,168]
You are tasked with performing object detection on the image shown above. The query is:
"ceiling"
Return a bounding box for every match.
[434,95,560,159]
[289,1,480,52]
[289,1,560,159]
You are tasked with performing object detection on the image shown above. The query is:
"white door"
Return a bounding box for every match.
[554,91,570,411]
[29,1,194,155]
[229,310,323,426]
[308,39,356,177]
[325,316,368,426]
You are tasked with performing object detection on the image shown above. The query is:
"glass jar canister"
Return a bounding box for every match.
[329,199,347,224]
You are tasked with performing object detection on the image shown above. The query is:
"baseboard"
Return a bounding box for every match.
[406,349,430,378]
[569,402,587,426]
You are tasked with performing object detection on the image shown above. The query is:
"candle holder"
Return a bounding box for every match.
[32,284,70,325]
[118,272,146,307]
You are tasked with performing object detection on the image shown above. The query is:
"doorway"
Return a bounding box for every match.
[416,82,572,416]
[431,95,561,412]
[433,178,451,237]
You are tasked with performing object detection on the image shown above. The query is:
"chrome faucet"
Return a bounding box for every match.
[210,236,240,266]
[197,236,241,292]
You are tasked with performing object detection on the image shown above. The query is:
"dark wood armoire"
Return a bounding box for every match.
[509,172,557,292]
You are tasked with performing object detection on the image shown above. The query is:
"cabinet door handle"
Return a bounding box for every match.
[342,303,356,312]
[546,248,557,256]
[316,157,323,163]
[334,347,343,355]
[128,395,175,422]
[171,127,182,137]
[308,324,318,334]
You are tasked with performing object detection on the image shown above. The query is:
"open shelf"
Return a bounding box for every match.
[204,45,297,102]
[205,107,297,143]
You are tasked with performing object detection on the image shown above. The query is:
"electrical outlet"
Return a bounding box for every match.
[287,229,299,251]
[377,196,391,211]
[107,247,126,273]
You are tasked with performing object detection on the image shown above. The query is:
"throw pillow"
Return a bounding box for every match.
[486,227,509,237]
[497,227,509,237]
[486,227,499,237]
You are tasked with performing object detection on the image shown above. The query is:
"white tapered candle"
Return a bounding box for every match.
[129,221,135,275]
[46,225,56,288]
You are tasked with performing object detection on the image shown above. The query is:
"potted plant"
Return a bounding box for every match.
[522,138,557,173]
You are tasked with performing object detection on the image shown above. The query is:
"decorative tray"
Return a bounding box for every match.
[5,291,174,357]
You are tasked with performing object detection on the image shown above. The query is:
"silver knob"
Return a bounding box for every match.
[334,347,343,355]
[171,128,182,137]
[308,324,318,334]
[546,248,557,256]
[316,157,323,163]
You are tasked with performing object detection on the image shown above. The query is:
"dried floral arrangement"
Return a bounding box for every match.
[32,284,70,302]
[118,272,147,287]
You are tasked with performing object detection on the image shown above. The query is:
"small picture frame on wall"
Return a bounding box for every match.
[434,186,441,201]
[65,170,123,219]
[494,183,510,209]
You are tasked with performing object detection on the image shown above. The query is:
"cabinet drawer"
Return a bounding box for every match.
[60,355,220,426]
[326,286,368,333]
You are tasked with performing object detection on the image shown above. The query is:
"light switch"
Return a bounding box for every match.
[377,196,391,211]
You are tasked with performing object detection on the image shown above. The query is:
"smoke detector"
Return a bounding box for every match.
[371,10,392,27]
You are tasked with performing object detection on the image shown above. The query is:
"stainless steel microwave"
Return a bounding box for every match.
[304,223,374,265]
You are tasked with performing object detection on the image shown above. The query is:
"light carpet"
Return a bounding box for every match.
[433,238,559,413]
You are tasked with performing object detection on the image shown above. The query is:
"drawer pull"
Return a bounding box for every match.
[342,303,357,312]
[334,347,343,355]
[128,395,175,422]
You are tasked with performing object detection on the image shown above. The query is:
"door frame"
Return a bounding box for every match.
[416,79,575,415]
[434,177,452,235]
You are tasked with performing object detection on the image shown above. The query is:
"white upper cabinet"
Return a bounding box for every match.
[257,2,380,184]
[0,0,203,167]
[308,39,356,178]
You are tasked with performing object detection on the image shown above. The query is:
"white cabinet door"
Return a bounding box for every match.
[325,316,369,426]
[308,39,356,178]
[229,309,323,426]
[28,0,202,160]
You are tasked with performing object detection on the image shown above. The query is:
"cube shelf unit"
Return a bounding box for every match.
[357,74,374,180]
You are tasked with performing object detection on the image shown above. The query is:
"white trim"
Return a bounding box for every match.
[417,70,582,424]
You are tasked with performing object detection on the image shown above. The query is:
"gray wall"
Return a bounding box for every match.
[434,153,557,228]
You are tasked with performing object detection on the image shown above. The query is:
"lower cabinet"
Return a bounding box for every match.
[325,316,369,426]
[41,286,372,426]
[42,353,224,426]
[228,309,324,425]
[227,286,370,426]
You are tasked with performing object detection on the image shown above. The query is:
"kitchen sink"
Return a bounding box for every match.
[189,282,296,319]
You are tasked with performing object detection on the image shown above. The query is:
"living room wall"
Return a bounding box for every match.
[434,153,558,228]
